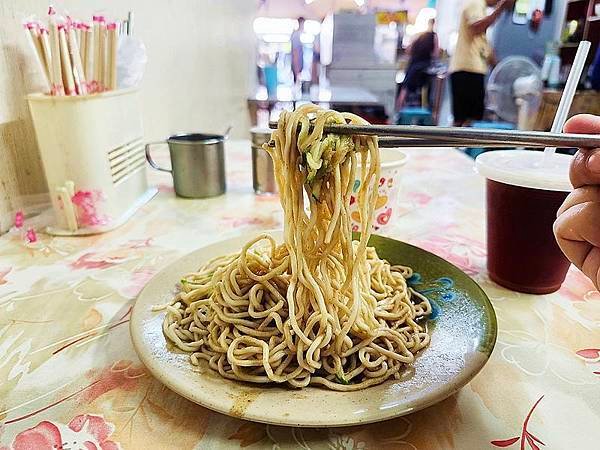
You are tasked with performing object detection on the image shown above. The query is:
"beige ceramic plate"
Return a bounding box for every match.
[131,231,497,427]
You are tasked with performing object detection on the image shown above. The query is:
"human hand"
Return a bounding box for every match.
[554,114,600,289]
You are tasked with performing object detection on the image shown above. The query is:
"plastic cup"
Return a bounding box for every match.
[349,149,408,233]
[475,150,572,294]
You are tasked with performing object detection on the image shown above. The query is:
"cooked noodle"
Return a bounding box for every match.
[160,104,431,390]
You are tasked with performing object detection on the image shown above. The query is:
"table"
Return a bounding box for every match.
[1,141,599,449]
[247,85,386,126]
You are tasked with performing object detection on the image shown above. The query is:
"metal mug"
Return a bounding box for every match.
[145,133,227,198]
[250,127,277,194]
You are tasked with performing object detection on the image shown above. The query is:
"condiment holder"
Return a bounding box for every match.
[27,88,157,235]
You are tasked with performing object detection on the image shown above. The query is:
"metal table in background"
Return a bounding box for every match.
[247,85,387,126]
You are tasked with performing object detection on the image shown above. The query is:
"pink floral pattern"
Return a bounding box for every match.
[491,396,545,450]
[576,349,600,375]
[71,190,108,227]
[10,415,119,450]
[415,233,486,275]
[83,360,146,403]
[1,143,599,449]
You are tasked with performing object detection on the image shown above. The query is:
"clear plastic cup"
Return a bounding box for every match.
[476,150,572,294]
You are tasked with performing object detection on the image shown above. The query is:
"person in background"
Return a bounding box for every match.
[554,114,600,289]
[291,17,305,84]
[449,0,514,126]
[395,18,439,111]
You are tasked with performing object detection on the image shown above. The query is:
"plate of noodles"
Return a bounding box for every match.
[130,105,497,426]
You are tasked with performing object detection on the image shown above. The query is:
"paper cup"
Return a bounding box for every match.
[350,149,408,232]
[476,150,572,294]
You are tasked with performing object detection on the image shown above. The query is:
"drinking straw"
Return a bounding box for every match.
[107,22,118,90]
[48,6,64,95]
[544,41,591,161]
[58,24,75,95]
[24,22,50,91]
[67,22,87,94]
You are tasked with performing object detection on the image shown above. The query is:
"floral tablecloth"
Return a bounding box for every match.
[1,141,599,450]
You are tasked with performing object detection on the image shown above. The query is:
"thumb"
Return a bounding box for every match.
[564,114,600,189]
[569,149,600,189]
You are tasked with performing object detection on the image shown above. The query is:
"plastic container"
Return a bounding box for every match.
[250,127,277,194]
[476,150,572,294]
[27,88,157,235]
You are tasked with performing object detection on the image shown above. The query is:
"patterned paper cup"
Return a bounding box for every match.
[350,149,408,233]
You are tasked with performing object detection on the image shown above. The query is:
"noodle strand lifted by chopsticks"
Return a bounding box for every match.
[160,104,431,390]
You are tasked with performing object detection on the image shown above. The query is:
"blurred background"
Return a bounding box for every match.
[1,0,599,231]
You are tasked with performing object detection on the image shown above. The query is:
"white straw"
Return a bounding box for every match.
[544,41,591,160]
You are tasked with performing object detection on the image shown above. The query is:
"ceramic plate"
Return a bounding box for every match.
[130,231,497,427]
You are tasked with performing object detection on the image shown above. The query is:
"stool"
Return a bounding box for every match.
[395,107,434,125]
[463,121,516,159]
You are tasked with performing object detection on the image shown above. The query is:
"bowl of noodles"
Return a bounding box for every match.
[130,104,497,426]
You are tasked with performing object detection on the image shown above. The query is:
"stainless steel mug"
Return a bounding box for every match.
[251,127,277,194]
[145,133,226,198]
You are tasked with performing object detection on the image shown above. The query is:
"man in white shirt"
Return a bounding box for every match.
[449,0,514,126]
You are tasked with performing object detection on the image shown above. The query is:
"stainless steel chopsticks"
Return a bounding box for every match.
[377,138,546,148]
[268,121,600,149]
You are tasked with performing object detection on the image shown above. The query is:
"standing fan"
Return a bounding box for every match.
[487,56,543,130]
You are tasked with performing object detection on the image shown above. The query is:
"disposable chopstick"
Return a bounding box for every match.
[56,186,78,231]
[79,23,87,69]
[92,15,104,91]
[107,22,118,90]
[84,24,94,84]
[99,18,107,90]
[39,26,52,86]
[24,22,50,91]
[48,7,64,95]
[58,24,76,95]
[67,24,87,95]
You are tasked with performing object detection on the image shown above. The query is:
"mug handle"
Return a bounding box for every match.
[145,141,172,173]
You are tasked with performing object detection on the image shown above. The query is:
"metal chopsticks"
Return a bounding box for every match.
[377,138,547,148]
[267,122,600,149]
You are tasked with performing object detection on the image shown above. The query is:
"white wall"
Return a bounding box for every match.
[0,0,257,232]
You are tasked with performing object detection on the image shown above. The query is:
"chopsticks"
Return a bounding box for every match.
[23,7,132,96]
[267,122,600,149]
